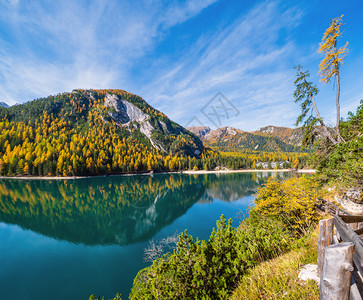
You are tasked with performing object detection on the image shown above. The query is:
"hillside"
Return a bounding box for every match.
[254,125,304,146]
[187,125,304,152]
[0,89,203,176]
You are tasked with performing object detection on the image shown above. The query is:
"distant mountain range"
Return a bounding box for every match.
[187,125,304,152]
[0,101,9,108]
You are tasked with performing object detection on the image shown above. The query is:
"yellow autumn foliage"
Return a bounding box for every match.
[254,176,321,236]
[318,15,348,83]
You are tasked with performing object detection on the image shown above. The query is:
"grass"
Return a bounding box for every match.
[229,228,320,300]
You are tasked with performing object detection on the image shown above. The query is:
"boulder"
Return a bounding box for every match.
[336,188,363,214]
[298,264,320,284]
[346,188,363,204]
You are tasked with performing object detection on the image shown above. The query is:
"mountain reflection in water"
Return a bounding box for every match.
[0,172,291,246]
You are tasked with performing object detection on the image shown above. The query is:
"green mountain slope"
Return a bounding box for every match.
[0,89,203,176]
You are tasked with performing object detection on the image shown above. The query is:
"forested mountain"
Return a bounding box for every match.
[254,125,304,146]
[187,125,304,152]
[0,89,204,176]
[0,89,310,177]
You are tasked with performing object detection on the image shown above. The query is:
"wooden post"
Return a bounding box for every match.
[320,242,354,300]
[318,218,334,276]
[351,222,358,230]
[334,215,363,278]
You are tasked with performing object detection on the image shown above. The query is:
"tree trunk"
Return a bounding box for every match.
[334,39,345,143]
[335,63,343,143]
[310,93,338,145]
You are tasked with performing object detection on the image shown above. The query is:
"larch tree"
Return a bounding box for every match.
[294,15,348,147]
[318,15,349,142]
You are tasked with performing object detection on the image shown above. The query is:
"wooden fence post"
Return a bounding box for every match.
[318,218,334,276]
[320,242,355,300]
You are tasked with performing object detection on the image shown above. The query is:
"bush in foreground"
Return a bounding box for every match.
[130,214,290,299]
[93,176,321,299]
[254,176,321,237]
[230,228,319,300]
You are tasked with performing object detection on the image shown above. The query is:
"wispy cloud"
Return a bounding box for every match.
[0,0,361,131]
[0,0,217,104]
[140,1,304,130]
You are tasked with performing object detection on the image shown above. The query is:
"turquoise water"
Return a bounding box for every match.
[0,172,293,299]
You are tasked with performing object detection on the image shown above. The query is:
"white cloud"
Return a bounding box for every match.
[0,0,359,131]
[0,0,217,104]
[160,0,218,28]
[140,1,303,130]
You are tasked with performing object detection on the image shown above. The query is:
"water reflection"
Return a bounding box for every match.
[0,172,291,246]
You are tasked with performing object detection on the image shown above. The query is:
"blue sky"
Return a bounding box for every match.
[0,0,362,131]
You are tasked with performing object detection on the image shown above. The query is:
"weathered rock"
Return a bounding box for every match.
[103,93,170,152]
[346,188,363,204]
[159,121,169,134]
[186,126,211,138]
[336,188,363,215]
[140,121,166,152]
[298,264,320,284]
[104,93,149,124]
[102,93,203,155]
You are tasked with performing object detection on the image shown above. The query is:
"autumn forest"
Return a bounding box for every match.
[0,89,307,177]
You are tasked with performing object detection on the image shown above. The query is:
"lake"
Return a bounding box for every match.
[0,172,294,299]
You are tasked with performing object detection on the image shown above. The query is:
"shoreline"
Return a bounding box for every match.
[0,169,316,180]
[182,169,316,175]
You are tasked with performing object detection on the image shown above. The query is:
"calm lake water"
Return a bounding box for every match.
[0,172,294,299]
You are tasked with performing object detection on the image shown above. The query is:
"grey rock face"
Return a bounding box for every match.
[104,93,149,124]
[336,188,363,214]
[140,121,166,152]
[259,125,275,134]
[159,121,170,134]
[345,188,363,204]
[186,126,211,138]
[104,93,166,152]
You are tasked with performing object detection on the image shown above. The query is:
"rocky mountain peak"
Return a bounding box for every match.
[188,124,303,152]
[258,125,276,133]
[186,126,211,138]
[0,101,9,108]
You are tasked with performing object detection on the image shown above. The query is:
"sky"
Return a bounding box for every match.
[0,0,362,131]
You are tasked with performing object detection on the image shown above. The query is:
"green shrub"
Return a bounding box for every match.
[312,100,363,187]
[130,214,292,299]
[230,229,319,300]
